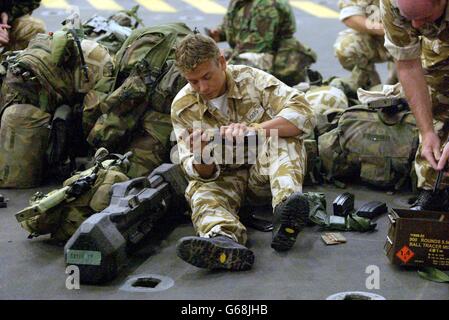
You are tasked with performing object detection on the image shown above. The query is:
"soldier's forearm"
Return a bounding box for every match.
[258,117,302,138]
[343,15,384,36]
[396,58,434,136]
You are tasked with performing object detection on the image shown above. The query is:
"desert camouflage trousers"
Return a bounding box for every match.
[334,29,393,89]
[185,136,306,245]
[2,15,46,53]
[415,68,449,190]
[415,122,449,190]
[415,39,449,190]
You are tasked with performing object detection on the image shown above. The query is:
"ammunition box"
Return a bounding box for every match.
[385,208,449,270]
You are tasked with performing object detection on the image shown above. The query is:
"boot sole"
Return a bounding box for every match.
[271,193,309,252]
[176,237,255,271]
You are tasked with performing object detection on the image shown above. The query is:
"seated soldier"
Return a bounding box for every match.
[0,0,45,54]
[207,0,316,86]
[171,34,315,271]
[333,0,397,91]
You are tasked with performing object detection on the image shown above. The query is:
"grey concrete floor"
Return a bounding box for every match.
[1,183,448,299]
[0,0,448,300]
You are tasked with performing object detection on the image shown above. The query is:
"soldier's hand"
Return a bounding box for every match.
[422,131,441,170]
[0,12,9,29]
[220,123,253,142]
[188,128,210,154]
[0,28,9,46]
[208,28,221,42]
[437,140,449,176]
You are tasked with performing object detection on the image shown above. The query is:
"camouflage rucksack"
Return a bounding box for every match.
[85,23,193,151]
[231,39,317,86]
[0,30,114,113]
[318,104,419,189]
[0,31,113,187]
[0,104,51,188]
[112,22,192,112]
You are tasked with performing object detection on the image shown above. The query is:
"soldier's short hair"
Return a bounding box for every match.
[175,33,221,73]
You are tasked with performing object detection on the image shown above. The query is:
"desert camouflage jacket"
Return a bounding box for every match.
[381,0,449,61]
[171,65,315,181]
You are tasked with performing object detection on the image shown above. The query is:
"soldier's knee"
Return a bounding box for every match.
[334,32,368,69]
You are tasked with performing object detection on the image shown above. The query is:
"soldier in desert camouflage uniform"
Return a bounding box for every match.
[334,0,397,93]
[171,34,315,271]
[381,0,449,211]
[207,0,316,86]
[0,1,45,54]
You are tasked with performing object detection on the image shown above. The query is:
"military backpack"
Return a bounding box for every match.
[318,102,419,189]
[0,31,113,188]
[84,23,193,151]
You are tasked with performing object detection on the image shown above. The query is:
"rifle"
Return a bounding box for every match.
[84,15,133,43]
[64,163,188,284]
[15,148,131,226]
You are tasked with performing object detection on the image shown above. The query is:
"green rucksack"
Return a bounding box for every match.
[85,23,193,151]
[0,31,114,114]
[0,104,51,188]
[318,104,419,190]
[0,32,114,187]
[112,22,192,111]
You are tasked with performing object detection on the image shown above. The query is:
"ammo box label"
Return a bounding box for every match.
[66,250,102,266]
[407,233,449,268]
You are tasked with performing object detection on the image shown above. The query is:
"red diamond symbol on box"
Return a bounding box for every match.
[396,245,415,264]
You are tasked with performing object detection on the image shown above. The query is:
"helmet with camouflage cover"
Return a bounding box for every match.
[305,85,348,136]
[110,12,132,27]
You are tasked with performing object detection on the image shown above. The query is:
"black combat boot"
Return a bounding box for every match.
[176,235,255,271]
[271,192,310,252]
[410,189,449,212]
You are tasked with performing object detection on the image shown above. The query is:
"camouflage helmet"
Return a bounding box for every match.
[305,85,348,136]
[110,12,132,27]
[305,85,348,115]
